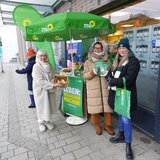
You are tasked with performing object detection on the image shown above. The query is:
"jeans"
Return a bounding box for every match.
[29,94,35,106]
[118,114,132,143]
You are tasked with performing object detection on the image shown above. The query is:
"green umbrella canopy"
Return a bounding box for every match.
[13,5,57,70]
[25,12,116,42]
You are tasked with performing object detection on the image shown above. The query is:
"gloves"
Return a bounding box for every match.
[15,69,20,73]
[107,77,114,86]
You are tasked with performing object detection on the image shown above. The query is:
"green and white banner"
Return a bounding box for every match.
[63,77,83,117]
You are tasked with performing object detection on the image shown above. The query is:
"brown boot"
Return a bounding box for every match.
[90,114,102,135]
[96,124,102,135]
[104,112,115,135]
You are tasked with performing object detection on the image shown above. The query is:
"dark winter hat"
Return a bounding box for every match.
[117,38,130,50]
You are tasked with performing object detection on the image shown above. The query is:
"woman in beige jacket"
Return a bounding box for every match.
[83,42,114,135]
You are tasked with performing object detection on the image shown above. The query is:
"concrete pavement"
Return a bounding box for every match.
[0,63,160,160]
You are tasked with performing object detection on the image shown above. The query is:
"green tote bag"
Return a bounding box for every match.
[114,78,131,119]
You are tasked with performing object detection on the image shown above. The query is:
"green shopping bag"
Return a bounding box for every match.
[114,78,131,119]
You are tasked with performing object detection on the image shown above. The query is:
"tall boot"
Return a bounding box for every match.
[104,112,115,135]
[109,131,125,143]
[90,114,102,135]
[126,143,134,160]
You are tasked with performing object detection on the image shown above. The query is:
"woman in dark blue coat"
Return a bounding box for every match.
[107,38,140,160]
[15,48,36,108]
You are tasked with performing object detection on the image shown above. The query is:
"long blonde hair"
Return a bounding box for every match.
[112,50,129,71]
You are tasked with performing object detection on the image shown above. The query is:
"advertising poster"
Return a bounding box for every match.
[66,40,82,68]
[63,77,83,117]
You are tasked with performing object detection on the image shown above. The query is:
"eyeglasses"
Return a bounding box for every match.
[94,47,102,50]
[39,55,47,57]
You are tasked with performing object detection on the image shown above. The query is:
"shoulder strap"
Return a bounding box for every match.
[122,77,126,89]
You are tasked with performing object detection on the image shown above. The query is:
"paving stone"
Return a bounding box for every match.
[58,126,74,134]
[101,145,121,157]
[73,146,92,159]
[51,148,65,158]
[77,155,91,160]
[142,149,160,160]
[0,141,10,148]
[89,151,105,160]
[0,146,7,154]
[57,132,73,140]
[65,135,81,144]
[15,147,28,155]
[46,136,58,144]
[8,152,28,160]
[1,150,14,159]
[54,140,66,148]
[39,133,50,140]
[49,130,60,137]
[48,143,56,150]
[27,151,35,158]
[63,142,81,153]
[54,157,61,160]
[61,152,75,160]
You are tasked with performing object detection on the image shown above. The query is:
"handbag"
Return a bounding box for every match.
[114,77,131,119]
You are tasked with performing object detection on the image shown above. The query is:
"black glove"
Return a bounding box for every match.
[107,77,114,86]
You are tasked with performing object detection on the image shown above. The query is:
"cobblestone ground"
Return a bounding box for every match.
[0,63,160,160]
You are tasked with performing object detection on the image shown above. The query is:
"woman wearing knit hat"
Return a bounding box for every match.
[32,50,62,133]
[15,48,36,108]
[107,38,140,160]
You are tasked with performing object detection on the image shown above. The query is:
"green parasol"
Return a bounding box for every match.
[13,5,56,70]
[25,12,116,42]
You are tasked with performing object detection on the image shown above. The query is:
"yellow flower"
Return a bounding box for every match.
[23,19,31,27]
[48,24,54,31]
[55,36,59,40]
[89,20,95,27]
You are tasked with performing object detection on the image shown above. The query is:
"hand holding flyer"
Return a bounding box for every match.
[94,60,109,76]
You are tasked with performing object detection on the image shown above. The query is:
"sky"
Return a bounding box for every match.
[0,25,18,62]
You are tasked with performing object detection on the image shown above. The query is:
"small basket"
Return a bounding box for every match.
[53,74,68,88]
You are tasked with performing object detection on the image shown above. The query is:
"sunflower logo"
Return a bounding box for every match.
[48,24,54,31]
[80,34,84,39]
[55,36,59,40]
[89,20,95,27]
[32,35,38,40]
[80,34,88,39]
[23,19,31,27]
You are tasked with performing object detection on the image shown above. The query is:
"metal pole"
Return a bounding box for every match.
[69,28,74,76]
